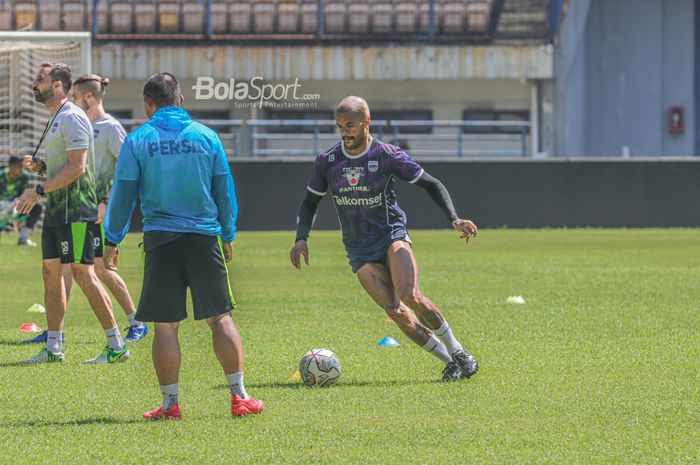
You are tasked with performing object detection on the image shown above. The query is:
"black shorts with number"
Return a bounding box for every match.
[41,222,96,264]
[90,222,104,258]
[136,232,236,323]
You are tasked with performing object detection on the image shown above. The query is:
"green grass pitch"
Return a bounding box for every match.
[0,229,698,464]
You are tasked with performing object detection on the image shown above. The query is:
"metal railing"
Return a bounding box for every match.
[119,118,530,158]
[249,119,531,158]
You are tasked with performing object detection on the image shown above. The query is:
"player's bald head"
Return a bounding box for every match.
[336,96,370,120]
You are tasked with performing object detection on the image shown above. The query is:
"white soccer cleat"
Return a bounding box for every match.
[20,348,65,365]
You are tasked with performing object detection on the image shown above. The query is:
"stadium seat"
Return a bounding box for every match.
[467,0,491,32]
[442,1,466,33]
[63,2,86,31]
[0,1,10,31]
[324,0,346,34]
[110,2,133,33]
[134,2,156,34]
[253,0,276,34]
[348,2,370,34]
[15,3,37,30]
[39,1,61,31]
[229,1,252,33]
[277,0,300,33]
[371,1,393,33]
[395,0,418,33]
[300,1,318,33]
[211,2,228,33]
[183,3,206,34]
[419,1,442,33]
[158,3,181,33]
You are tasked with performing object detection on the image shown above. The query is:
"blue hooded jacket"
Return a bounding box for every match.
[105,106,237,243]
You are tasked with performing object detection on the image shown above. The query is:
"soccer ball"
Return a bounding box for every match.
[299,348,341,387]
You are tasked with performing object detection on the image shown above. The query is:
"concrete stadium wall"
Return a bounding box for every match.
[218,159,700,232]
[554,0,697,157]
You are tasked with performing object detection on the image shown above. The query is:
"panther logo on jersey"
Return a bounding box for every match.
[343,167,364,186]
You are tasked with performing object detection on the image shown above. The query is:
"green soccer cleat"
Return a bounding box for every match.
[20,348,65,365]
[84,345,130,364]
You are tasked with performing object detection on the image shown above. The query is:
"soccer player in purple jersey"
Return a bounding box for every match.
[290,96,479,381]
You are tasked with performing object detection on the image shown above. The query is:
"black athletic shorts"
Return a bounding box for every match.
[90,222,104,258]
[347,231,411,273]
[136,232,236,323]
[41,221,96,265]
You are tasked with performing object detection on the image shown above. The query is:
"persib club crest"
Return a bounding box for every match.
[343,167,365,186]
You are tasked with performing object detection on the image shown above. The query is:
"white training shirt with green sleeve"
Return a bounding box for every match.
[92,113,127,202]
[42,101,98,227]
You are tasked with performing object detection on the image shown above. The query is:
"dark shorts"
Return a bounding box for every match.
[41,222,96,264]
[90,222,105,258]
[136,232,236,323]
[347,232,411,273]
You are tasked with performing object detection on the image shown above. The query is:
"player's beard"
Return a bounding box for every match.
[343,130,367,151]
[33,86,53,103]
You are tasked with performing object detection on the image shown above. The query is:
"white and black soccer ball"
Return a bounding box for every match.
[299,348,341,387]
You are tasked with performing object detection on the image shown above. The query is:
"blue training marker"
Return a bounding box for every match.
[376,336,401,347]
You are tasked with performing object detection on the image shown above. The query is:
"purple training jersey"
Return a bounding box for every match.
[307,138,424,251]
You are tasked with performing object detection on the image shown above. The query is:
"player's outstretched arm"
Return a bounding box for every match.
[290,190,323,268]
[290,240,309,269]
[413,171,477,244]
[452,218,478,243]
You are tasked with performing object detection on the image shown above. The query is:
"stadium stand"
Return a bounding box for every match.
[395,0,418,33]
[0,0,550,41]
[278,0,301,34]
[229,1,252,33]
[39,1,61,31]
[63,1,86,31]
[158,2,180,33]
[325,0,346,34]
[135,2,156,34]
[253,1,276,34]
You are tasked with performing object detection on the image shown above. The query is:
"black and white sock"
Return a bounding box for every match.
[226,372,249,399]
[160,383,179,410]
[434,321,464,356]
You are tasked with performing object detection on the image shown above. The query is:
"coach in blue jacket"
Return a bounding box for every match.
[104,73,264,420]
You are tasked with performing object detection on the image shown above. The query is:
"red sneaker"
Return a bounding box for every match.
[143,404,182,420]
[231,395,264,417]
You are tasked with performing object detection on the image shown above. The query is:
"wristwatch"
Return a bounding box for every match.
[35,184,46,196]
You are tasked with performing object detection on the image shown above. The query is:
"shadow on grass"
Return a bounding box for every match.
[213,378,440,390]
[0,417,142,428]
[0,339,38,346]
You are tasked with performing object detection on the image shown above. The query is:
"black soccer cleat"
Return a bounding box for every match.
[452,349,478,379]
[441,362,462,382]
